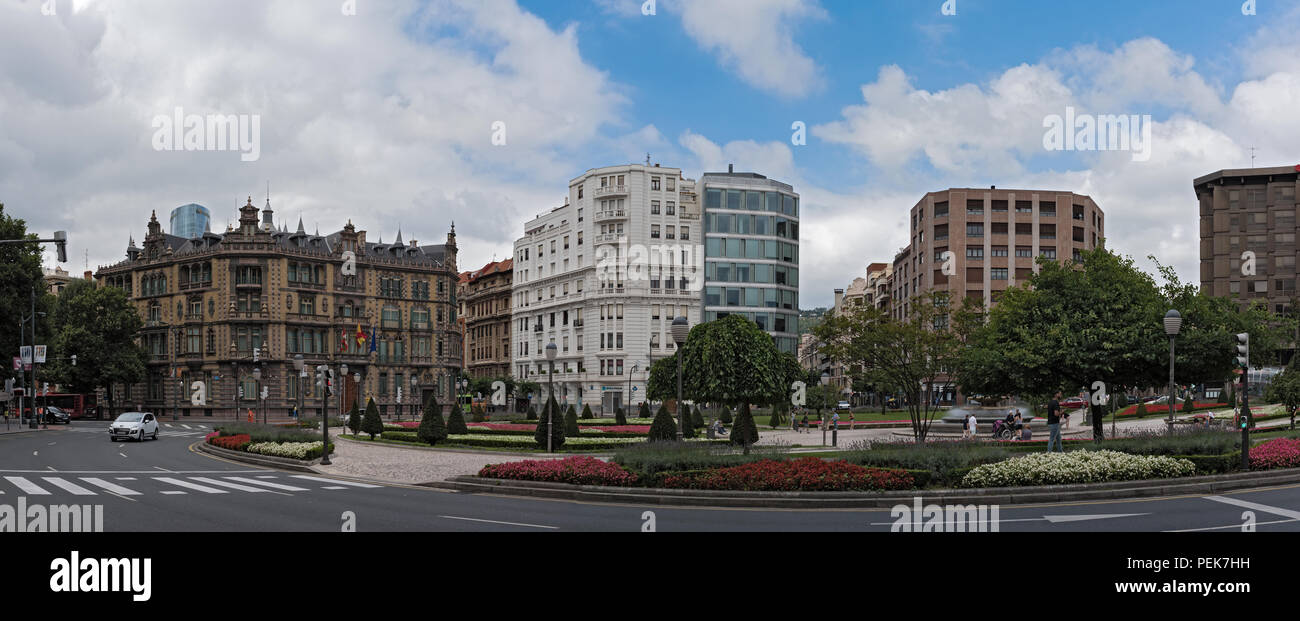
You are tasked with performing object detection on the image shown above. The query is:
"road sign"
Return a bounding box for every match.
[12,357,20,371]
[20,347,31,364]
[34,345,46,364]
[0,392,10,403]
[260,386,268,400]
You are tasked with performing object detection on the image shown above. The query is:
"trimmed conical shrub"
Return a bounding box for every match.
[346,399,361,435]
[1224,384,1235,407]
[1181,395,1195,413]
[692,406,704,429]
[1135,402,1148,417]
[470,403,487,423]
[447,405,469,435]
[639,401,651,420]
[615,407,627,425]
[719,406,733,424]
[681,408,697,439]
[647,404,678,442]
[533,396,566,450]
[730,403,759,453]
[361,397,383,440]
[581,404,594,420]
[526,404,538,420]
[564,404,580,437]
[416,396,447,446]
[769,403,787,429]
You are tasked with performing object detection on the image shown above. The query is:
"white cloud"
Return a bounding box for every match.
[672,0,826,98]
[0,0,627,275]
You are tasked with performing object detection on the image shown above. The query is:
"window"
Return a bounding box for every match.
[1015,246,1032,258]
[934,201,949,217]
[991,246,1009,257]
[681,227,690,241]
[1040,248,1057,259]
[966,223,984,237]
[967,200,984,215]
[991,268,1008,280]
[299,296,315,315]
[666,201,675,215]
[651,177,661,191]
[966,247,984,259]
[651,225,661,239]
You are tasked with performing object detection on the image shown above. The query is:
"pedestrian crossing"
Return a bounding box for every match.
[0,473,382,497]
[63,423,213,438]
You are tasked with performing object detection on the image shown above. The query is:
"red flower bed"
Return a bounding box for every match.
[660,458,915,492]
[1117,402,1219,417]
[478,457,639,487]
[209,434,252,451]
[1250,438,1300,471]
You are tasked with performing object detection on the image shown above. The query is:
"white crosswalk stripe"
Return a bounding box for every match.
[4,476,50,495]
[0,474,384,497]
[155,477,228,494]
[42,477,97,495]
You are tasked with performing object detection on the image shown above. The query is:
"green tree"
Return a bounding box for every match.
[526,404,537,420]
[533,396,565,450]
[639,401,651,420]
[647,404,677,442]
[816,292,969,442]
[730,403,760,453]
[615,406,626,425]
[43,279,147,413]
[564,404,580,437]
[719,406,733,424]
[361,397,383,439]
[581,404,594,420]
[416,396,447,445]
[692,405,704,429]
[0,204,55,393]
[517,380,540,412]
[347,399,361,434]
[446,405,469,435]
[1264,362,1300,431]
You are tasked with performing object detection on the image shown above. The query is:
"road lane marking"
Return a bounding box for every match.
[160,490,186,495]
[322,486,346,490]
[1168,518,1299,532]
[156,477,228,494]
[80,477,141,496]
[153,466,173,472]
[439,515,557,530]
[224,476,309,492]
[0,469,272,474]
[290,475,381,488]
[41,477,97,496]
[32,451,37,456]
[115,477,137,481]
[181,424,193,430]
[1205,495,1300,520]
[4,476,51,495]
[165,424,174,428]
[190,477,272,493]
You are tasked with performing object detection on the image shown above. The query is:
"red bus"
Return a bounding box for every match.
[34,393,100,420]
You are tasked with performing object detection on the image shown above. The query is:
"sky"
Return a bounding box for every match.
[2,0,1298,308]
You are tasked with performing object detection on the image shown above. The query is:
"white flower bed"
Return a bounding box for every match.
[961,450,1195,488]
[246,441,324,460]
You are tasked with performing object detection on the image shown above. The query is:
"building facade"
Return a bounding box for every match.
[700,167,801,354]
[1196,165,1300,366]
[95,199,462,419]
[169,203,211,239]
[461,258,513,379]
[512,164,703,414]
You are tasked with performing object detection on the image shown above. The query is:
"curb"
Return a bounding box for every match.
[194,441,325,472]
[428,467,1300,509]
[333,433,586,458]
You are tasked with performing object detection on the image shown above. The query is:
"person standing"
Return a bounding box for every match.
[966,412,977,439]
[1046,391,1063,452]
[849,412,855,430]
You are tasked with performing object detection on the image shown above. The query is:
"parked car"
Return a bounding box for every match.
[835,401,852,412]
[1060,397,1088,410]
[45,405,71,424]
[109,412,159,442]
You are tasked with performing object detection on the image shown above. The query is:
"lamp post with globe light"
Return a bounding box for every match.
[546,343,557,453]
[671,316,690,441]
[1164,310,1181,435]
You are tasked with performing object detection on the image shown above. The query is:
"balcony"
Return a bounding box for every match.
[594,209,627,223]
[594,185,628,199]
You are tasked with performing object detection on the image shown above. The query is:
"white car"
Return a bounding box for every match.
[109,412,159,442]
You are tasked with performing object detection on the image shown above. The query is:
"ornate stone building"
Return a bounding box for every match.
[461,258,513,379]
[94,198,463,419]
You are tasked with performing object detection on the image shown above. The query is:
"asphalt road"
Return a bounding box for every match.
[2,420,1299,532]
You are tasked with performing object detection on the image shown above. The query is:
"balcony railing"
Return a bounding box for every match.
[594,185,628,198]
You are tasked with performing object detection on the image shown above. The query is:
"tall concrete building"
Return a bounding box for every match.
[512,164,702,414]
[897,187,1105,320]
[700,167,801,354]
[169,203,211,239]
[1196,165,1300,365]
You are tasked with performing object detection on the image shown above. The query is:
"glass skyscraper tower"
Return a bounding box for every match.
[169,203,211,239]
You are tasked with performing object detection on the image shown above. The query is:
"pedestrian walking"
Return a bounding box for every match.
[849,412,855,430]
[967,412,977,439]
[831,411,840,430]
[801,414,809,433]
[1046,391,1063,452]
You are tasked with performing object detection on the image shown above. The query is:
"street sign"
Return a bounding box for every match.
[20,347,31,364]
[260,386,268,401]
[34,345,46,364]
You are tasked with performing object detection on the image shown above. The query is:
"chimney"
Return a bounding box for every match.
[409,239,418,249]
[834,288,844,310]
[728,164,734,173]
[83,270,93,281]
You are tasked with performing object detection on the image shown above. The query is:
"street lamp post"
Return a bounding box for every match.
[671,316,689,441]
[172,326,181,422]
[229,342,238,421]
[821,371,831,447]
[545,343,557,453]
[294,354,305,425]
[316,364,331,465]
[252,367,262,425]
[628,363,638,416]
[338,363,347,442]
[1164,310,1182,435]
[410,375,419,422]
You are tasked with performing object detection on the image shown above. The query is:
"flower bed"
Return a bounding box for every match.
[1116,402,1219,417]
[960,450,1195,488]
[661,458,916,492]
[246,441,328,460]
[479,456,639,487]
[210,434,252,451]
[1250,438,1300,471]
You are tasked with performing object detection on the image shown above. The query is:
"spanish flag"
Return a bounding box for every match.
[356,324,366,348]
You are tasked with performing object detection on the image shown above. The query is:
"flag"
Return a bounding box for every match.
[355,324,366,348]
[369,325,378,354]
[339,328,347,353]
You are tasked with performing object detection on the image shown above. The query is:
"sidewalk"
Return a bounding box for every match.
[0,421,52,436]
[311,432,568,484]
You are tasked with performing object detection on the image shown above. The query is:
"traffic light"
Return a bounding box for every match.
[325,369,335,396]
[315,369,325,394]
[1234,333,1249,369]
[53,231,67,263]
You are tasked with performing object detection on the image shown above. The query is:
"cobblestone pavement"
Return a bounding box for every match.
[312,432,568,484]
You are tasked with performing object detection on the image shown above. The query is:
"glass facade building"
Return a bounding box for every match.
[169,203,211,239]
[700,171,800,354]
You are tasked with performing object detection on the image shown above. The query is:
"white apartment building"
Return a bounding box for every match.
[512,164,704,414]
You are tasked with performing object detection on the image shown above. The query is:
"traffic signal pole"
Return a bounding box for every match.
[1236,333,1251,471]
